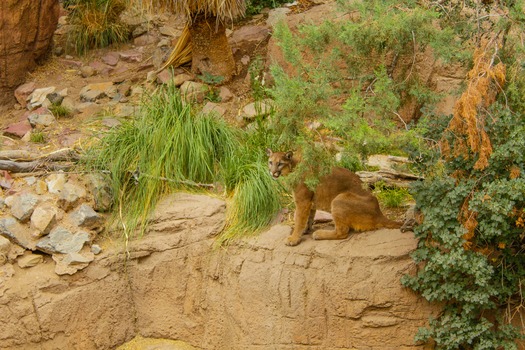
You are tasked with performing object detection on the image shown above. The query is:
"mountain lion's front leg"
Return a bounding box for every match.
[287,199,313,246]
[287,185,314,246]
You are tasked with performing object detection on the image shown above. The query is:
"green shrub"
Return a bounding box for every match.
[373,182,411,208]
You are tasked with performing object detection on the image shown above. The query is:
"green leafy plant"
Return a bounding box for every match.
[373,181,411,208]
[402,41,525,348]
[246,0,289,16]
[198,72,225,85]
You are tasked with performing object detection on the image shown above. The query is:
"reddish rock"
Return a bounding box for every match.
[4,120,32,138]
[134,34,158,46]
[101,52,120,66]
[119,50,143,63]
[89,61,112,76]
[156,69,172,85]
[59,59,83,69]
[14,82,36,107]
[229,25,271,46]
[0,0,60,106]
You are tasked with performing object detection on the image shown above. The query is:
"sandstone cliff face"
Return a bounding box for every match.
[0,193,436,349]
[0,0,60,106]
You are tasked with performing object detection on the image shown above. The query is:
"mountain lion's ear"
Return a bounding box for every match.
[285,151,293,160]
[266,148,273,157]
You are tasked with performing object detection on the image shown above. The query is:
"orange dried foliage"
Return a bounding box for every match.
[460,197,478,250]
[443,43,506,171]
[509,165,521,179]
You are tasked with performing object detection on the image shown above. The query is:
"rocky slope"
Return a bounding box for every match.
[0,193,436,350]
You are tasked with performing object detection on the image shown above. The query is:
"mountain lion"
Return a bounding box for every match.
[266,149,402,246]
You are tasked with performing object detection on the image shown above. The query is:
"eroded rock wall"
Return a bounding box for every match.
[0,193,436,349]
[0,0,60,106]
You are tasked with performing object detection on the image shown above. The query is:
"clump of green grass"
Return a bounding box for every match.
[49,104,72,118]
[30,131,46,143]
[373,181,411,208]
[86,82,281,243]
[68,0,130,55]
[219,155,281,245]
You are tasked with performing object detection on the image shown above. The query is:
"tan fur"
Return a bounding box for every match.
[266,149,402,246]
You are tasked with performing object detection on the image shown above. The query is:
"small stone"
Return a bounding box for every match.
[80,82,116,102]
[46,92,64,105]
[159,26,180,37]
[85,173,113,212]
[89,61,109,74]
[31,204,57,236]
[36,227,90,254]
[53,252,94,275]
[0,217,37,250]
[57,182,86,210]
[69,204,102,229]
[46,173,67,194]
[60,97,76,113]
[134,34,158,46]
[24,177,36,186]
[28,87,56,110]
[59,59,82,68]
[219,87,234,102]
[202,102,226,117]
[91,244,102,255]
[80,65,96,78]
[267,8,291,28]
[242,100,273,119]
[156,69,172,85]
[0,236,10,255]
[3,120,32,139]
[173,73,193,87]
[28,110,56,128]
[113,104,137,118]
[241,55,251,65]
[64,251,94,264]
[14,82,36,108]
[157,38,170,47]
[180,81,207,103]
[35,180,48,195]
[9,193,39,223]
[119,50,143,63]
[132,24,147,38]
[17,253,44,268]
[101,52,120,66]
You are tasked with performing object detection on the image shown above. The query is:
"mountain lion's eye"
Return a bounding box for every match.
[269,161,273,165]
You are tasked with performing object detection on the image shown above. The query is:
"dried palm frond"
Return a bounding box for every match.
[133,0,246,22]
[157,24,192,72]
